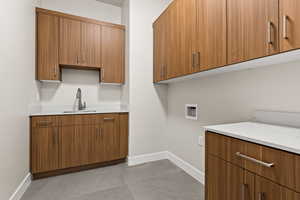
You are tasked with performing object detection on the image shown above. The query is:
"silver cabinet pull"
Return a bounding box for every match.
[197,52,201,67]
[268,21,273,45]
[283,15,288,39]
[236,152,274,168]
[192,53,196,68]
[101,68,105,81]
[104,118,114,121]
[160,66,163,79]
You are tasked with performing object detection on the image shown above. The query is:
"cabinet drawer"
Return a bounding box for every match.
[59,114,97,126]
[31,116,58,128]
[206,131,298,192]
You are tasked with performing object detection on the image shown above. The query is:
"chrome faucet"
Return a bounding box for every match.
[76,88,86,111]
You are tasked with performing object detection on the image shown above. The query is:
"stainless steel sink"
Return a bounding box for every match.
[63,110,97,114]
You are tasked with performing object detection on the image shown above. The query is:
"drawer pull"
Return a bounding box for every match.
[236,152,274,168]
[104,118,114,121]
[37,121,53,127]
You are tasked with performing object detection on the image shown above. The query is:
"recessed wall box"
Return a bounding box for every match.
[185,104,198,120]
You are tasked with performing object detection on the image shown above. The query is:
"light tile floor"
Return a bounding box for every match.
[21,160,204,200]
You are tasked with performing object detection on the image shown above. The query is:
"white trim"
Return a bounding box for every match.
[127,151,205,185]
[9,173,31,200]
[127,151,168,166]
[167,152,205,185]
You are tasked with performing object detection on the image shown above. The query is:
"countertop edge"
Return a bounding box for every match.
[30,110,129,117]
[205,127,300,155]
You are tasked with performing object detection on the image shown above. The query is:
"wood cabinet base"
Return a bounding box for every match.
[32,158,126,180]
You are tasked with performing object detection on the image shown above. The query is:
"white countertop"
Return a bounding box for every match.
[30,106,129,117]
[204,122,300,155]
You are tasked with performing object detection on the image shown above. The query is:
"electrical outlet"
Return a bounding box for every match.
[198,135,204,146]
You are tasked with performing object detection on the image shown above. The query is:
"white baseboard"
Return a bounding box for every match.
[167,152,205,184]
[9,173,31,200]
[127,151,205,185]
[127,151,168,166]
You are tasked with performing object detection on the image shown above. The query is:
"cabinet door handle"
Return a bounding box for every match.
[268,21,273,45]
[197,52,201,67]
[283,15,288,39]
[160,66,164,79]
[77,56,79,64]
[53,127,58,146]
[258,192,265,200]
[236,152,274,168]
[192,53,196,68]
[101,68,105,81]
[99,127,102,138]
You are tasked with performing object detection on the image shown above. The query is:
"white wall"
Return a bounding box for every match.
[121,0,130,106]
[40,0,122,24]
[128,0,171,156]
[166,61,300,171]
[0,0,40,199]
[38,0,124,110]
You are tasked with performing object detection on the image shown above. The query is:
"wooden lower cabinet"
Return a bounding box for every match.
[206,131,300,200]
[256,175,281,200]
[30,113,129,177]
[31,126,59,173]
[60,125,92,168]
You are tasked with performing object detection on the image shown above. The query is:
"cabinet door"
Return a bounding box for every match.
[196,0,227,71]
[281,187,300,200]
[280,0,300,52]
[60,125,93,168]
[59,17,81,66]
[255,176,281,200]
[101,26,125,84]
[206,155,228,200]
[31,127,59,173]
[167,0,195,78]
[80,22,101,68]
[227,0,279,64]
[88,124,106,164]
[178,0,197,74]
[36,12,59,81]
[167,1,182,78]
[153,12,168,83]
[101,114,120,161]
[119,113,129,159]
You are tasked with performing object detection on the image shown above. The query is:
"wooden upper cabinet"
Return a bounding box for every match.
[166,0,196,78]
[80,22,101,68]
[36,12,59,81]
[101,26,125,84]
[59,17,81,66]
[178,0,197,75]
[153,12,168,83]
[227,0,279,64]
[280,0,300,52]
[196,0,227,71]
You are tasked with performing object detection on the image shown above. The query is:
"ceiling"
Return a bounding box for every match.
[96,0,124,7]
